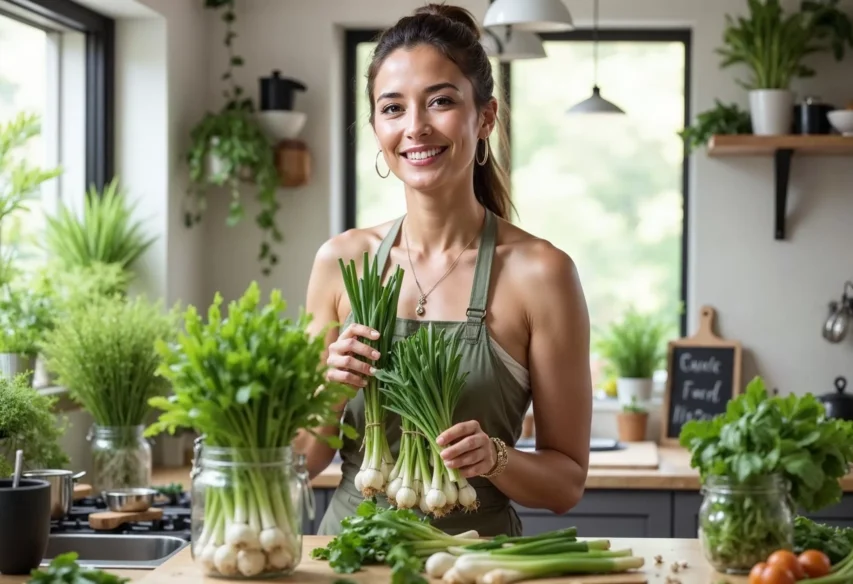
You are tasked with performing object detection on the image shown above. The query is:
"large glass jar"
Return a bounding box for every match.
[190,442,315,579]
[88,425,152,493]
[698,474,794,574]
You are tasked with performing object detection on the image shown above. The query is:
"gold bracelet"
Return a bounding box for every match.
[481,437,508,478]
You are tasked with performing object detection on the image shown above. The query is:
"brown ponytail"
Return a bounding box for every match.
[366,2,514,220]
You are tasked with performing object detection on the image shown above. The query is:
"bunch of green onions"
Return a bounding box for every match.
[146,282,354,578]
[427,529,645,584]
[375,324,478,517]
[339,253,404,498]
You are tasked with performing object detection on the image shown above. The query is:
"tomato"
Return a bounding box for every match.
[750,562,768,584]
[749,562,796,584]
[767,550,806,580]
[798,549,831,578]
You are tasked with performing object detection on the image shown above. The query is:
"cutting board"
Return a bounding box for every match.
[73,483,92,499]
[588,441,659,470]
[89,507,163,530]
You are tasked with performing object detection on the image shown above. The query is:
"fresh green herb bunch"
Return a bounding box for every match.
[145,281,356,450]
[375,323,479,515]
[339,252,404,498]
[680,376,853,512]
[794,515,853,565]
[0,372,68,476]
[40,293,178,427]
[0,278,53,355]
[27,551,129,584]
[698,473,794,572]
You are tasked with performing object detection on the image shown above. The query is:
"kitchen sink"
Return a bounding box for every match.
[40,534,190,569]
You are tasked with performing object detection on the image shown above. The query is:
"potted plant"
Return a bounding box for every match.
[0,372,69,475]
[595,306,669,405]
[679,99,752,154]
[39,292,179,493]
[717,0,853,135]
[184,0,282,276]
[617,398,648,442]
[0,278,53,385]
[42,176,156,281]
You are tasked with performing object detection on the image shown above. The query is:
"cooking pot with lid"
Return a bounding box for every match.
[819,376,853,420]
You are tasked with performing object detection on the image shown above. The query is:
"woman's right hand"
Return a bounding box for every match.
[325,323,381,389]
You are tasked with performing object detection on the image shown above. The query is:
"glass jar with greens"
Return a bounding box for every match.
[698,473,794,574]
[190,442,315,579]
[88,425,152,493]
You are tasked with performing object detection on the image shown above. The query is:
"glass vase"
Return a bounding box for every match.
[88,424,152,494]
[698,473,794,574]
[190,442,315,579]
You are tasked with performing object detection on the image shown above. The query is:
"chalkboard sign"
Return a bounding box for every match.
[661,306,742,446]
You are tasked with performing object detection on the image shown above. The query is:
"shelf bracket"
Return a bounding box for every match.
[774,148,794,240]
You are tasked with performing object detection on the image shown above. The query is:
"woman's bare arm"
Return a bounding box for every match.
[292,238,349,479]
[486,243,592,514]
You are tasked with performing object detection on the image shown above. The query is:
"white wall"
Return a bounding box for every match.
[193,0,853,401]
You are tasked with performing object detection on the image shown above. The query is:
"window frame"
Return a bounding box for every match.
[0,0,114,191]
[343,28,691,336]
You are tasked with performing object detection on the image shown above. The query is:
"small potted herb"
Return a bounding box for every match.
[679,99,752,154]
[0,372,68,475]
[616,398,648,442]
[680,376,853,574]
[594,307,669,405]
[39,293,178,493]
[0,279,54,385]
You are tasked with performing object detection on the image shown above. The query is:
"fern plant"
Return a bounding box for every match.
[595,307,670,379]
[42,177,155,275]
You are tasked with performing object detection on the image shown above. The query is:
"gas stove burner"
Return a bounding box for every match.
[50,490,193,540]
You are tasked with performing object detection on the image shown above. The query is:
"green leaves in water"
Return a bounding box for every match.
[680,376,853,513]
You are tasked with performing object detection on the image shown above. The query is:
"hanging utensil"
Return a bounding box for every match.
[823,281,853,343]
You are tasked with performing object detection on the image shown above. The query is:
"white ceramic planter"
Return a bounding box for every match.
[617,377,653,405]
[749,89,794,135]
[0,352,36,385]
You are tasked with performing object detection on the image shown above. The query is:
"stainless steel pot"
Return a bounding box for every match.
[21,469,86,519]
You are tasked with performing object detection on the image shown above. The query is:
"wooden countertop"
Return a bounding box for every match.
[89,535,745,583]
[149,445,853,492]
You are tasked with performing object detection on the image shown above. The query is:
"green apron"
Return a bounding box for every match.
[317,209,531,537]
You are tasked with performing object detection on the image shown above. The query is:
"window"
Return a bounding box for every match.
[0,0,113,262]
[344,30,690,389]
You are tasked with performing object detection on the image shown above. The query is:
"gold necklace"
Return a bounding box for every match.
[403,218,480,316]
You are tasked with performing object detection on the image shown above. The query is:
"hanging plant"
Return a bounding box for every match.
[183,0,282,276]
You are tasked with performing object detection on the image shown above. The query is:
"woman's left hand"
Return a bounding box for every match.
[436,420,496,478]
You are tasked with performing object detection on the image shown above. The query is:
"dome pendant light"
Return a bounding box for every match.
[482,26,547,62]
[483,0,574,33]
[567,0,624,114]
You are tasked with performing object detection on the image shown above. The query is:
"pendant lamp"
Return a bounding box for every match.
[482,26,546,61]
[483,0,574,32]
[566,0,624,114]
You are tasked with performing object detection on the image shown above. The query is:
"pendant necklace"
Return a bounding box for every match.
[404,217,480,316]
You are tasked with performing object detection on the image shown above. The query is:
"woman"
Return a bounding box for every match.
[298,3,592,537]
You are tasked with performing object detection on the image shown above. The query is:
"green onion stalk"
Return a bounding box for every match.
[339,253,404,498]
[145,282,355,578]
[426,530,644,584]
[374,324,478,517]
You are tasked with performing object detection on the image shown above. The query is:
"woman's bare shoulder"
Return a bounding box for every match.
[312,219,398,271]
[495,218,578,288]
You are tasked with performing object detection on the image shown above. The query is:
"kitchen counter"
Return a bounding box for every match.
[119,536,746,583]
[149,445,853,492]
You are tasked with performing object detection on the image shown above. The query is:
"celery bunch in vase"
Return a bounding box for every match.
[146,282,355,579]
[338,252,404,497]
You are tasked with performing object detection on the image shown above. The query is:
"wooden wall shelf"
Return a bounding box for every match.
[705,134,853,240]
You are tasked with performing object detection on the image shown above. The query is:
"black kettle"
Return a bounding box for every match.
[819,376,853,420]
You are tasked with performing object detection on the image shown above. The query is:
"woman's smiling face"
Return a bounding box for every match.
[371,44,496,193]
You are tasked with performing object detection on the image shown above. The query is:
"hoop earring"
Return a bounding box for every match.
[476,138,490,166]
[375,150,390,179]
